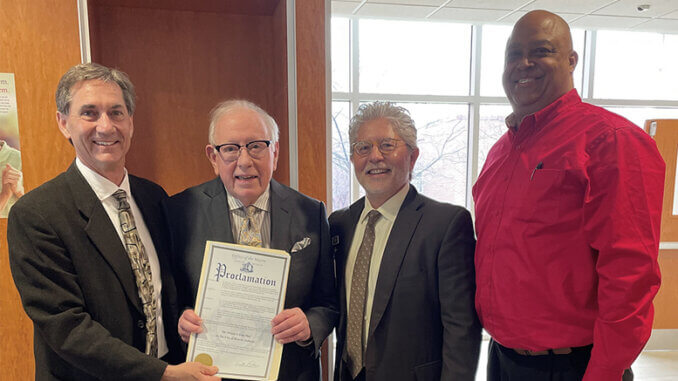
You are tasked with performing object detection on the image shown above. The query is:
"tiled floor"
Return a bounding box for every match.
[631,350,678,380]
[475,339,678,380]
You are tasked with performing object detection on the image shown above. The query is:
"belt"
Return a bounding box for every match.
[513,347,573,356]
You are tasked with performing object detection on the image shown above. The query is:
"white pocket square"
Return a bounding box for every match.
[291,237,311,252]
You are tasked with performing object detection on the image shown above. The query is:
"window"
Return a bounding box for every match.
[331,18,350,92]
[359,20,471,96]
[605,107,678,129]
[331,101,352,210]
[594,31,678,100]
[331,17,678,212]
[478,104,512,171]
[402,103,468,205]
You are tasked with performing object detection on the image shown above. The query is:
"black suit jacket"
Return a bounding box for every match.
[164,178,339,381]
[8,162,183,381]
[330,186,481,381]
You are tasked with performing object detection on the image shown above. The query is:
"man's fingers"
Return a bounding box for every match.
[181,309,202,324]
[270,315,299,334]
[273,321,307,343]
[178,310,203,342]
[270,308,295,325]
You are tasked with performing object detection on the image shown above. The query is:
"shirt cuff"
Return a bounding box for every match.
[583,365,624,381]
[295,338,314,347]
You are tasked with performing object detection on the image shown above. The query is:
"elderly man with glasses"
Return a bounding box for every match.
[329,101,481,381]
[163,99,338,381]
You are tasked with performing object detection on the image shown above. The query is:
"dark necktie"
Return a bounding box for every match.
[346,210,381,378]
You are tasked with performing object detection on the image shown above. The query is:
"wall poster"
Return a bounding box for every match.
[0,73,23,218]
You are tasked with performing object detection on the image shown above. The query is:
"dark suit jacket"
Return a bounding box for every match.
[8,162,184,381]
[330,186,481,381]
[163,178,339,381]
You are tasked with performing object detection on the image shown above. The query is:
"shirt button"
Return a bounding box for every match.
[137,320,145,329]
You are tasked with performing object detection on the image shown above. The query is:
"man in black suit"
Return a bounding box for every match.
[164,100,338,380]
[330,102,481,381]
[8,63,218,381]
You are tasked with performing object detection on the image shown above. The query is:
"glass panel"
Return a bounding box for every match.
[359,19,471,96]
[604,106,678,130]
[594,31,678,100]
[571,29,584,94]
[480,25,512,97]
[478,104,512,173]
[331,17,350,92]
[331,101,352,211]
[480,26,584,97]
[393,103,469,206]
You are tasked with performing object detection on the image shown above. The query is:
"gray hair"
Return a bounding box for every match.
[208,100,279,147]
[56,63,136,116]
[348,101,417,149]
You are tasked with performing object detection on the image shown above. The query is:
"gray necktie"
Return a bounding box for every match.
[112,189,158,357]
[239,205,262,247]
[346,210,381,378]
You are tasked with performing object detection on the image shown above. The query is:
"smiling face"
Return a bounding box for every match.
[56,79,133,185]
[502,11,578,122]
[351,118,419,209]
[206,107,279,206]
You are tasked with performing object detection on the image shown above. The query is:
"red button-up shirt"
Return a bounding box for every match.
[473,90,664,380]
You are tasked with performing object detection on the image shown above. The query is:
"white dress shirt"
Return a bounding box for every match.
[345,183,410,346]
[76,158,168,358]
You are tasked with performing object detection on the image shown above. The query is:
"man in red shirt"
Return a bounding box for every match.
[473,10,665,381]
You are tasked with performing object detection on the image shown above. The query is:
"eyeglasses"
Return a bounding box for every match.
[351,138,406,157]
[214,140,272,162]
[75,108,130,123]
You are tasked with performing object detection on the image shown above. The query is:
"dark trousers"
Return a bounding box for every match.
[488,339,634,381]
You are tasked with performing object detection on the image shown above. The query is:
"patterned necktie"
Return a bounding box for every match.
[112,189,158,357]
[346,210,381,378]
[239,205,263,247]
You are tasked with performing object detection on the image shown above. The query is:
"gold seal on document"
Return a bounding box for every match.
[195,353,213,366]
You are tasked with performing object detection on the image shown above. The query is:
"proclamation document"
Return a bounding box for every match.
[187,241,290,380]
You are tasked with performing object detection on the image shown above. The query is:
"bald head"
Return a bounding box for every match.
[502,10,578,122]
[515,10,573,50]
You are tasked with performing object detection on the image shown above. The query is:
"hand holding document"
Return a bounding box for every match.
[187,241,291,381]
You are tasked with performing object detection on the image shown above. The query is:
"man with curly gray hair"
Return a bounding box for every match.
[330,101,481,381]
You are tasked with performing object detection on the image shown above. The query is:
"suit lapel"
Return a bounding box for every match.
[131,176,164,256]
[203,178,234,243]
[337,199,364,292]
[66,163,143,314]
[367,187,423,342]
[269,180,291,251]
[130,176,173,300]
[336,199,364,338]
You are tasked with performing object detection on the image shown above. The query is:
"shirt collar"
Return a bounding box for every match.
[505,88,582,131]
[226,185,271,212]
[361,183,410,224]
[75,158,130,202]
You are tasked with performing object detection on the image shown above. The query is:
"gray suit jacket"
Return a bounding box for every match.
[164,178,339,381]
[8,162,184,381]
[330,186,481,381]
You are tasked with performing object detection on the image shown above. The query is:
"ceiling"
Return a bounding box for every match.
[331,0,678,33]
